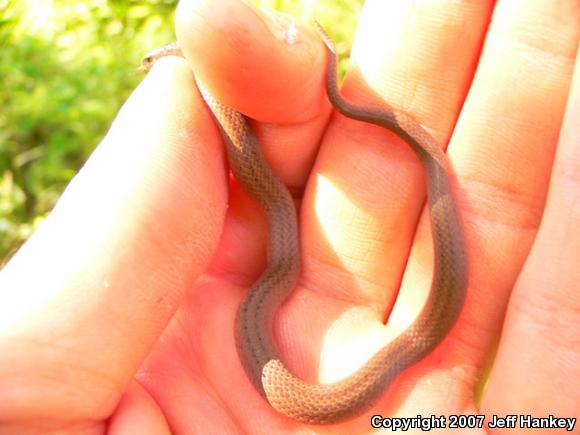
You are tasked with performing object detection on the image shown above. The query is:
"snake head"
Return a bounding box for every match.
[139,42,183,72]
[139,54,155,72]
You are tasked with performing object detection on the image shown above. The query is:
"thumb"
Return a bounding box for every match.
[0,57,226,421]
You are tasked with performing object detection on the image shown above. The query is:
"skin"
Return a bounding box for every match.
[0,0,579,433]
[140,26,469,423]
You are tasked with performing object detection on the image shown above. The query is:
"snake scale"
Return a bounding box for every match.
[141,22,468,425]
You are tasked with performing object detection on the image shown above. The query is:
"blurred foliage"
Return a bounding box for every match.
[0,0,362,263]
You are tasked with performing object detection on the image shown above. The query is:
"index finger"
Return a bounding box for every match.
[0,57,227,422]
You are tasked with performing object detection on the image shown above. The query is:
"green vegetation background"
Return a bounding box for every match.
[0,0,362,263]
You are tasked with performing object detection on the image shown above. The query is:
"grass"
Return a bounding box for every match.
[0,0,363,263]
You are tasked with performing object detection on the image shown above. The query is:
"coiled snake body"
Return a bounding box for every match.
[142,24,468,425]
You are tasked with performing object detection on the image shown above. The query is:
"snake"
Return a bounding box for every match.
[141,22,468,425]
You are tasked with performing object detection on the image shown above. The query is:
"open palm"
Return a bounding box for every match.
[1,0,579,433]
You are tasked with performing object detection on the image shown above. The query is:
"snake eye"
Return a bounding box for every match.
[140,54,159,71]
[141,56,153,69]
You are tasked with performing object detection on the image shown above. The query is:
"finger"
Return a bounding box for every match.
[437,0,578,382]
[174,0,332,289]
[482,40,580,422]
[389,0,578,413]
[0,58,227,423]
[297,0,491,366]
[299,0,577,418]
[175,0,331,188]
[303,0,493,307]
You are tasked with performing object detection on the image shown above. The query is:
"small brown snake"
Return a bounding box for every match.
[142,22,468,425]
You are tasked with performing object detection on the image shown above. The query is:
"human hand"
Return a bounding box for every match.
[1,0,579,433]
